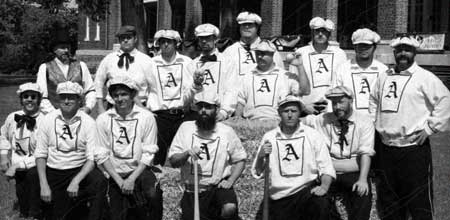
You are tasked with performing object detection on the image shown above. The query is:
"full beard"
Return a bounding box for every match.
[195,113,217,131]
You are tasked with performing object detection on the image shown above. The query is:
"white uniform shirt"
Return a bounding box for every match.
[94,49,155,103]
[290,44,347,106]
[222,37,286,77]
[189,49,238,117]
[333,59,388,118]
[36,58,96,113]
[95,105,158,174]
[0,110,45,169]
[238,66,299,120]
[369,62,450,147]
[168,121,247,186]
[303,111,375,172]
[251,124,336,200]
[34,109,96,170]
[147,53,199,111]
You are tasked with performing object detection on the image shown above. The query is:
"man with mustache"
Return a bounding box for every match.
[168,92,247,220]
[369,35,450,220]
[36,29,96,114]
[35,81,107,220]
[222,11,285,76]
[290,17,347,115]
[302,86,375,220]
[0,83,45,219]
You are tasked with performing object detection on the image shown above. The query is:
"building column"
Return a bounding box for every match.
[312,0,338,41]
[157,0,172,30]
[107,0,121,49]
[260,0,283,38]
[377,0,408,39]
[184,0,202,40]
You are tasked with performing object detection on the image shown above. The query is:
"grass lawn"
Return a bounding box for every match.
[0,84,449,220]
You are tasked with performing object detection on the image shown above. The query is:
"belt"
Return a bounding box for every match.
[155,108,184,115]
[184,184,214,193]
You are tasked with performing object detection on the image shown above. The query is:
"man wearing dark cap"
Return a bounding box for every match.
[95,25,155,114]
[36,28,96,114]
[303,86,375,220]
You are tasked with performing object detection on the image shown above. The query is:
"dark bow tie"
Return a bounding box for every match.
[14,114,36,130]
[118,53,135,70]
[338,119,350,156]
[242,44,255,63]
[200,54,217,62]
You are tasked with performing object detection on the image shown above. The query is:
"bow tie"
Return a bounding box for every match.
[14,114,36,130]
[118,53,135,70]
[200,54,217,62]
[242,44,255,63]
[338,119,350,157]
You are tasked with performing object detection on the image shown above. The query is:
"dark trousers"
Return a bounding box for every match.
[108,168,162,220]
[46,167,107,220]
[15,167,42,218]
[181,186,239,220]
[153,111,185,166]
[255,183,330,220]
[329,172,372,220]
[376,140,433,220]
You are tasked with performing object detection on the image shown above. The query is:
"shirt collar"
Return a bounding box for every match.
[155,52,182,65]
[240,37,261,49]
[327,111,356,124]
[388,62,418,76]
[201,48,219,57]
[54,57,68,66]
[55,109,82,123]
[118,48,138,56]
[275,122,306,138]
[107,104,143,119]
[308,42,333,54]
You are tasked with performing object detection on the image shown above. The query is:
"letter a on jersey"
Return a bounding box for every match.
[351,72,378,109]
[309,53,334,87]
[381,75,412,112]
[191,134,220,176]
[197,61,221,93]
[157,64,182,101]
[253,74,278,107]
[55,118,81,152]
[277,137,304,176]
[112,119,138,159]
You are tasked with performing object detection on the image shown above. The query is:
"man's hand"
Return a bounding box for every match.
[5,165,17,178]
[310,185,328,196]
[67,179,80,198]
[289,53,303,67]
[121,177,136,195]
[41,183,52,203]
[193,69,205,87]
[258,140,272,159]
[186,146,203,161]
[352,179,369,196]
[0,160,10,173]
[303,103,319,115]
[414,130,429,145]
[80,107,91,115]
[218,179,233,189]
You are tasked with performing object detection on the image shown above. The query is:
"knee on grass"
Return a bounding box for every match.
[221,203,237,219]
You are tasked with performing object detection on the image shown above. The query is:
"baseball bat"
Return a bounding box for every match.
[194,159,200,220]
[262,154,270,220]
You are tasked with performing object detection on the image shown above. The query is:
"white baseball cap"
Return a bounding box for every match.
[17,82,42,95]
[107,75,139,91]
[56,81,83,96]
[154,29,182,42]
[390,35,420,48]
[351,28,381,45]
[309,17,334,31]
[195,23,220,37]
[236,12,262,25]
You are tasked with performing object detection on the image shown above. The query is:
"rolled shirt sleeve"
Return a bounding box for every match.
[312,130,336,179]
[227,128,247,163]
[140,113,158,166]
[94,114,111,165]
[422,75,450,135]
[80,62,96,110]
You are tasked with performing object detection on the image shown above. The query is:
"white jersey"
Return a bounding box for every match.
[0,110,45,169]
[34,109,96,170]
[238,66,299,121]
[222,37,286,77]
[290,44,347,106]
[334,59,388,118]
[168,121,247,186]
[303,111,375,172]
[147,53,199,111]
[369,62,450,147]
[251,124,335,200]
[95,48,155,103]
[95,105,158,174]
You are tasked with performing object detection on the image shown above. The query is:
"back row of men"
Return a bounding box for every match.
[1,11,450,220]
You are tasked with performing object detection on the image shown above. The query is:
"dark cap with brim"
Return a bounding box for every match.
[116,25,137,37]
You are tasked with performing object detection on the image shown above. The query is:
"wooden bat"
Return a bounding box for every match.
[262,154,270,220]
[194,158,200,220]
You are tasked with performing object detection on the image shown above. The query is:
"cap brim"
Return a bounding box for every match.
[353,40,375,45]
[196,33,215,37]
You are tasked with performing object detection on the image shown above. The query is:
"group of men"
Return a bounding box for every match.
[0,10,449,220]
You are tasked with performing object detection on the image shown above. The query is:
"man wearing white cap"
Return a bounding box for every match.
[189,23,238,121]
[0,83,44,218]
[235,40,309,121]
[302,86,374,220]
[35,81,107,220]
[222,11,285,76]
[252,95,335,220]
[95,75,161,220]
[290,17,347,115]
[95,25,155,114]
[168,92,247,220]
[147,29,204,166]
[369,35,450,220]
[333,28,388,119]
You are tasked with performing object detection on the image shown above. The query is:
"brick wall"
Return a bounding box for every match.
[260,0,283,38]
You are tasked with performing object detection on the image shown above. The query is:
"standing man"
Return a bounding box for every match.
[370,35,450,220]
[0,83,44,219]
[303,86,375,220]
[147,29,204,166]
[168,92,247,220]
[223,11,285,76]
[95,76,161,220]
[333,28,388,118]
[189,23,238,121]
[36,29,96,114]
[35,81,107,220]
[290,17,347,115]
[252,95,336,220]
[235,40,308,121]
[95,25,155,114]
